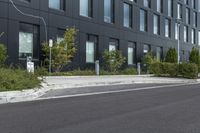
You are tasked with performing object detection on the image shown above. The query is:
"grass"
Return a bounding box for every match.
[0,68,41,92]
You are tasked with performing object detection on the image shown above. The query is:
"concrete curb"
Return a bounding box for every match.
[0,75,199,104]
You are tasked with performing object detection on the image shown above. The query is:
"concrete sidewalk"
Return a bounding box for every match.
[0,75,199,104]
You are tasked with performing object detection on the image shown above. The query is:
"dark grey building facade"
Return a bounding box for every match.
[0,0,200,69]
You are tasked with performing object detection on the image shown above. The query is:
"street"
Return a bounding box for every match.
[0,83,200,133]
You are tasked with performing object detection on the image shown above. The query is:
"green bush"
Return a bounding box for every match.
[165,48,178,63]
[50,69,96,76]
[0,44,7,67]
[102,50,126,72]
[142,52,156,73]
[149,61,162,75]
[0,68,41,92]
[150,62,197,79]
[162,63,179,77]
[120,68,137,75]
[179,63,198,79]
[35,66,48,76]
[189,47,200,72]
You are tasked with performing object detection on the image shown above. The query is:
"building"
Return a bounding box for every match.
[0,0,200,69]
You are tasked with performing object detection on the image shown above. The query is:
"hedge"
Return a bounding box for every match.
[149,62,198,79]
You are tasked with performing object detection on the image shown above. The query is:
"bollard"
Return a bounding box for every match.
[95,60,100,76]
[137,62,141,75]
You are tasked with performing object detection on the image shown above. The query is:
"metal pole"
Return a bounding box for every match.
[49,47,52,73]
[177,23,180,64]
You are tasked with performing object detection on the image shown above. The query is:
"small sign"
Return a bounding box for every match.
[27,61,34,73]
[49,39,53,48]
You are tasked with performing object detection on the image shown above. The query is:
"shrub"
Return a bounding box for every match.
[189,47,200,72]
[0,44,7,67]
[149,61,162,75]
[150,62,198,79]
[0,68,41,92]
[142,52,155,73]
[42,27,77,72]
[179,63,198,79]
[35,66,48,76]
[102,50,126,72]
[165,48,178,63]
[120,68,137,75]
[162,63,179,77]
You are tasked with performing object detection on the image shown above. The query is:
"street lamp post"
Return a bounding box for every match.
[177,23,180,64]
[49,39,53,73]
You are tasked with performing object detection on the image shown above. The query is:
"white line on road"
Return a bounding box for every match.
[36,83,200,102]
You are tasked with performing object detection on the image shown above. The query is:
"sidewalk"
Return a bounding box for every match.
[0,75,199,104]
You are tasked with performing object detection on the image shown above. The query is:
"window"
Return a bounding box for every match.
[104,0,114,23]
[184,26,188,42]
[156,47,162,61]
[153,14,160,35]
[191,29,195,44]
[168,0,173,17]
[165,19,171,38]
[128,42,136,65]
[109,38,119,51]
[199,0,200,12]
[123,3,132,28]
[86,35,98,63]
[192,0,195,9]
[19,23,39,59]
[175,23,180,40]
[140,9,147,32]
[49,0,65,10]
[143,44,150,55]
[177,3,182,19]
[193,12,197,27]
[184,0,189,5]
[157,0,163,13]
[198,31,200,45]
[144,0,151,8]
[57,29,65,43]
[80,0,93,17]
[186,8,190,24]
[19,0,30,3]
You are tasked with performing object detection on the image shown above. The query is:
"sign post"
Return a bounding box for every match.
[49,39,53,73]
[27,57,34,73]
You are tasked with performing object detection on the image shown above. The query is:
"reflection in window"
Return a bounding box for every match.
[86,41,94,63]
[19,32,33,58]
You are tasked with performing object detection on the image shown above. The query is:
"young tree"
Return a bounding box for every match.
[165,48,178,63]
[102,50,126,72]
[189,47,200,71]
[42,27,77,72]
[142,52,155,73]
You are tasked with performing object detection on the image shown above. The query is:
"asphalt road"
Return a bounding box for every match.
[1,83,200,133]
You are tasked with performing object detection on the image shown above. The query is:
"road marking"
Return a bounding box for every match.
[36,83,200,102]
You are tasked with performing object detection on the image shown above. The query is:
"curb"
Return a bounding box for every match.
[0,76,199,104]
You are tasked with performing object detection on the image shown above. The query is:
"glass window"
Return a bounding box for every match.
[156,47,162,61]
[168,0,173,17]
[199,0,200,12]
[80,0,92,17]
[19,32,33,58]
[186,8,190,24]
[153,14,160,35]
[109,38,119,51]
[104,0,114,23]
[192,0,195,9]
[165,19,171,38]
[184,0,189,5]
[157,0,163,13]
[123,3,132,28]
[143,44,150,55]
[177,3,182,19]
[144,0,151,8]
[86,41,94,63]
[49,0,64,10]
[128,42,136,65]
[191,29,195,44]
[184,26,188,42]
[175,23,180,40]
[140,9,147,32]
[49,0,60,10]
[193,12,197,27]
